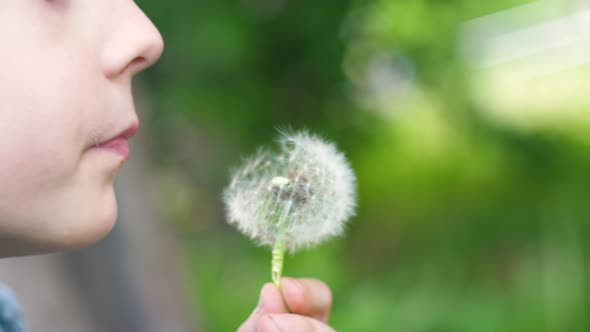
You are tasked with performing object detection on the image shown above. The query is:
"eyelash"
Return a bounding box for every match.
[45,0,72,12]
[45,0,67,7]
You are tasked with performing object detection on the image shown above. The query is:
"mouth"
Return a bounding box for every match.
[93,122,139,160]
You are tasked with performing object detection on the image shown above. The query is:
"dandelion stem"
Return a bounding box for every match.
[271,200,292,288]
[271,234,286,287]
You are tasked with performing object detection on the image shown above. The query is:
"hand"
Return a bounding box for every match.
[238,277,335,332]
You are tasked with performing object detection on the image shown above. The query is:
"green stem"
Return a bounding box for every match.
[269,197,292,288]
[271,234,286,287]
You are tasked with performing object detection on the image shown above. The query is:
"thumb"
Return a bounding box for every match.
[238,283,288,332]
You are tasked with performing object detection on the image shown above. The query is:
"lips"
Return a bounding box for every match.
[94,122,139,160]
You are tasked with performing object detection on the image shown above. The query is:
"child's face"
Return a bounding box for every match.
[0,1,163,256]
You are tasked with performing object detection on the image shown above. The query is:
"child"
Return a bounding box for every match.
[0,1,334,331]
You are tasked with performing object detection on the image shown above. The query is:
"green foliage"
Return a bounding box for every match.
[139,0,590,330]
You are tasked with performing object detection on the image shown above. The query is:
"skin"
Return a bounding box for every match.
[240,278,336,332]
[0,0,164,256]
[0,1,334,330]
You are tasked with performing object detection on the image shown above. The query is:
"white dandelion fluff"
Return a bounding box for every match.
[223,130,357,286]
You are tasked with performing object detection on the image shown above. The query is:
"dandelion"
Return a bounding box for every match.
[223,130,357,287]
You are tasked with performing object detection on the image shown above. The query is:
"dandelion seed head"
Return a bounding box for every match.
[223,130,357,252]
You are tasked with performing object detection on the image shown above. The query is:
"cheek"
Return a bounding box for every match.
[0,43,97,195]
[0,76,85,180]
[0,95,117,252]
[0,47,96,224]
[0,3,119,254]
[0,105,80,208]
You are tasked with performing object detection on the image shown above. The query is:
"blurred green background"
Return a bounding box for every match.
[135,0,590,330]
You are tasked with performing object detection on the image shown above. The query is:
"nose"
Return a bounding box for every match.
[101,2,164,80]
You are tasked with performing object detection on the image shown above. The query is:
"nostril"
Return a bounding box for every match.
[129,56,147,70]
[120,56,148,76]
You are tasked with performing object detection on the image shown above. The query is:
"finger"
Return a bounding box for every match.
[238,283,289,332]
[258,314,336,332]
[280,278,332,322]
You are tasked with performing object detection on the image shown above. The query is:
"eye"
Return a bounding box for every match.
[45,0,69,8]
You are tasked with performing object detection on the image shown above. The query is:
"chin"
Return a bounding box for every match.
[59,187,120,250]
[0,187,119,257]
[62,207,118,250]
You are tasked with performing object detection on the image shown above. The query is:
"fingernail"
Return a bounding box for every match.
[258,283,272,307]
[259,283,286,313]
[281,278,302,297]
[257,286,264,307]
[281,278,303,313]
